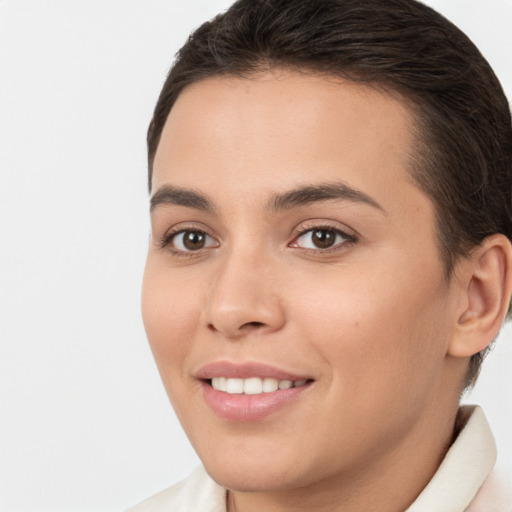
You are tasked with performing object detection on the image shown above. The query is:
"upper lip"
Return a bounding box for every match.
[195,361,312,381]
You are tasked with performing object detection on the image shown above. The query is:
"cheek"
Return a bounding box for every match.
[292,258,451,389]
[141,259,201,374]
[288,267,453,457]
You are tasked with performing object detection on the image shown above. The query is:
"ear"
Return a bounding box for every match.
[448,234,512,358]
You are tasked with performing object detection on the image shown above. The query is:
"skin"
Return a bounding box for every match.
[142,71,488,511]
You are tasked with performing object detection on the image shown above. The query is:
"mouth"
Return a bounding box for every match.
[196,362,314,421]
[208,376,311,394]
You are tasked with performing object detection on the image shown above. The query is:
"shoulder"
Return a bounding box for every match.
[466,467,512,512]
[125,466,226,512]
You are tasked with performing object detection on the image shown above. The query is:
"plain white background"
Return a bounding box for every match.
[0,1,511,510]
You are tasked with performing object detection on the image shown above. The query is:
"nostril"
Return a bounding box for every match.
[207,320,266,336]
[244,321,265,328]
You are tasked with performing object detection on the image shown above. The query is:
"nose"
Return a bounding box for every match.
[202,249,286,339]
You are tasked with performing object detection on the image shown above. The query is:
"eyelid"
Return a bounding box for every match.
[288,220,358,251]
[173,230,218,251]
[158,223,220,254]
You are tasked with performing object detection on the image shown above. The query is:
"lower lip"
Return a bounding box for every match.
[201,381,311,422]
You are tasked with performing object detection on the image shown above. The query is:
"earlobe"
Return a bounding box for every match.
[449,234,512,358]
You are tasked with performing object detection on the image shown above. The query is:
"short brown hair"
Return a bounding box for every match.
[147,0,512,387]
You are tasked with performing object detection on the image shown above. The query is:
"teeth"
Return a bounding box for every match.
[262,377,279,393]
[226,378,244,394]
[212,377,227,392]
[244,377,263,394]
[211,377,308,394]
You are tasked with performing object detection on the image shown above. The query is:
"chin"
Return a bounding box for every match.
[204,463,298,493]
[199,444,324,494]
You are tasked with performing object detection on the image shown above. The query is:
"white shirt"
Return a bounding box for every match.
[126,406,511,512]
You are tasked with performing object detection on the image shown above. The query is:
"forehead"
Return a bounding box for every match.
[154,70,413,180]
[152,70,428,221]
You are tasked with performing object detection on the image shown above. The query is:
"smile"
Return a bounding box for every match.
[196,362,314,421]
[210,377,308,394]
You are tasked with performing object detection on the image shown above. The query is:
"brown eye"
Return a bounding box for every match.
[311,229,337,249]
[170,230,217,252]
[292,227,351,250]
[183,231,206,250]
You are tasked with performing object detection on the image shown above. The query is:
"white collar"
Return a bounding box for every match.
[405,405,496,512]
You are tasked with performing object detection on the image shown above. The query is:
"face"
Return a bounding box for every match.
[142,71,462,494]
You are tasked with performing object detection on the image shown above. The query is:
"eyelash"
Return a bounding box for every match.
[158,227,218,257]
[158,224,357,257]
[290,224,357,254]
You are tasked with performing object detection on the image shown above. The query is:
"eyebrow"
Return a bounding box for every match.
[150,182,384,214]
[268,182,385,212]
[150,185,215,212]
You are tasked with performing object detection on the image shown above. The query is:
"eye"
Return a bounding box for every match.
[291,227,353,250]
[167,230,218,252]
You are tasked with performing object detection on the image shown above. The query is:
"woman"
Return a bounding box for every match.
[129,0,512,510]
